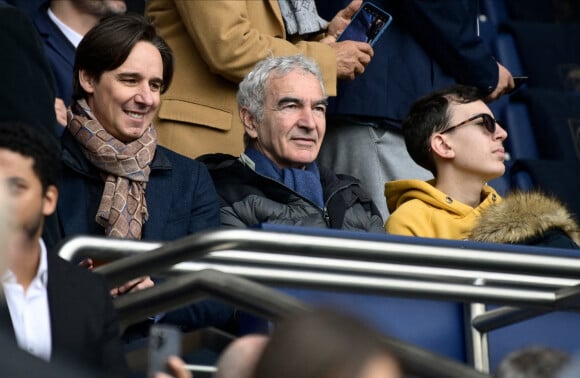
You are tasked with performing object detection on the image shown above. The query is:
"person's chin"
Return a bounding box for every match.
[119,128,147,143]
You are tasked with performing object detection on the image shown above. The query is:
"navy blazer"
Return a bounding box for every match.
[1,249,128,377]
[316,0,498,124]
[0,3,59,138]
[47,251,128,376]
[31,1,76,106]
[56,130,235,332]
[57,129,221,241]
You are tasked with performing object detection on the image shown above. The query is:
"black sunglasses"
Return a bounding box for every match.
[440,113,499,134]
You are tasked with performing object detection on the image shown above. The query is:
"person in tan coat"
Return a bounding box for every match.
[146,0,373,158]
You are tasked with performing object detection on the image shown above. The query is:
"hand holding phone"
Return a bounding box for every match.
[337,2,393,47]
[148,325,182,378]
[513,76,528,89]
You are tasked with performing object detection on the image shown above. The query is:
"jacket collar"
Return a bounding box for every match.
[32,2,76,65]
[206,152,361,206]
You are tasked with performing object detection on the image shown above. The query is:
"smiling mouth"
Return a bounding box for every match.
[293,138,316,144]
[125,111,145,120]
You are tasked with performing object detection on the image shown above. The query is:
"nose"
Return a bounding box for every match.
[495,122,508,141]
[134,84,154,106]
[298,107,317,130]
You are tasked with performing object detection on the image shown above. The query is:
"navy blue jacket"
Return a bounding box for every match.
[58,129,221,240]
[0,2,59,138]
[316,0,498,125]
[57,130,236,332]
[31,1,76,106]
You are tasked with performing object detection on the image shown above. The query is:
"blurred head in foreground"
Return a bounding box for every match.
[253,308,402,378]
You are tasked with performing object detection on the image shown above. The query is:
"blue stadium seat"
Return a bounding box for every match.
[505,22,580,93]
[275,287,466,361]
[478,0,539,193]
[488,311,580,370]
[255,224,580,371]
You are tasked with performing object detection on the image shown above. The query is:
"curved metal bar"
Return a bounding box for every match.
[60,236,578,289]
[57,231,580,309]
[114,268,308,328]
[57,236,160,263]
[60,229,580,281]
[203,251,579,288]
[472,306,548,333]
[115,269,489,378]
[472,283,580,332]
[168,261,559,308]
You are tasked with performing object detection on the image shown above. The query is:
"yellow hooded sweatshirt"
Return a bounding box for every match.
[384,179,501,240]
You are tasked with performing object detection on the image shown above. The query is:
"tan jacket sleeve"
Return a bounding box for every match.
[173,0,337,95]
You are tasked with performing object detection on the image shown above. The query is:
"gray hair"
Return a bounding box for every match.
[237,54,326,124]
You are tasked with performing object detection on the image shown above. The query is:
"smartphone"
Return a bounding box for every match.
[507,75,528,94]
[513,76,528,90]
[147,324,181,378]
[337,2,393,47]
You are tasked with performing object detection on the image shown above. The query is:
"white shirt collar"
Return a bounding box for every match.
[47,7,83,48]
[2,239,49,288]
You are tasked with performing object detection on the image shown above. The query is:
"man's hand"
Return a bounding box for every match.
[78,258,94,270]
[54,97,67,127]
[154,356,193,378]
[486,62,515,102]
[330,41,374,80]
[110,276,154,297]
[324,0,363,42]
[78,259,154,297]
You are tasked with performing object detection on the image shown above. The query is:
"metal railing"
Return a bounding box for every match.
[59,228,580,376]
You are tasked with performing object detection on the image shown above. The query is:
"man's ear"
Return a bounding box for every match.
[78,70,96,94]
[430,134,455,160]
[240,108,258,139]
[42,185,58,217]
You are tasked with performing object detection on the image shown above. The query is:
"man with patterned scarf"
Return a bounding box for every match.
[57,14,237,336]
[199,55,384,232]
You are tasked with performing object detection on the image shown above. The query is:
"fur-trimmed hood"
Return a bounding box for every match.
[470,191,580,246]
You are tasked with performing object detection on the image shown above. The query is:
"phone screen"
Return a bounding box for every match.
[337,2,393,47]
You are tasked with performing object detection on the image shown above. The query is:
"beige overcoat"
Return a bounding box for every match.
[146,0,337,158]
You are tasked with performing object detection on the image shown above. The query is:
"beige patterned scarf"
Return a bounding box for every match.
[68,99,156,239]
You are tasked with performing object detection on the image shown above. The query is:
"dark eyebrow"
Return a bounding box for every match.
[8,176,26,183]
[6,176,28,188]
[116,72,164,86]
[116,72,142,80]
[315,98,329,107]
[276,97,328,107]
[277,96,301,107]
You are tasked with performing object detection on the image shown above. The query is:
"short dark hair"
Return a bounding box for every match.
[402,85,483,175]
[72,13,174,101]
[0,122,60,191]
[253,308,401,378]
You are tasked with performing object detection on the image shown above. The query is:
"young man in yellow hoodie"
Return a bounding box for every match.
[385,85,508,239]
